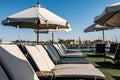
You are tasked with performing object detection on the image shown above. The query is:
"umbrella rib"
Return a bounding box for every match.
[39,13,47,22]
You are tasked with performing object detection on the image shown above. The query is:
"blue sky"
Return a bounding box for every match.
[0,0,120,42]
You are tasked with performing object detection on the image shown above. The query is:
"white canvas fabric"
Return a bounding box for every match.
[0,66,9,80]
[0,45,39,80]
[35,28,71,34]
[8,5,67,26]
[2,3,70,29]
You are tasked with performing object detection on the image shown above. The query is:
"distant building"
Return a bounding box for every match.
[0,39,4,44]
[66,39,90,45]
[0,39,2,42]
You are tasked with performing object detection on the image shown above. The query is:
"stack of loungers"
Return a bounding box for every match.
[0,44,105,80]
[57,44,81,53]
[60,44,81,52]
[26,44,105,79]
[53,44,84,57]
[43,44,88,64]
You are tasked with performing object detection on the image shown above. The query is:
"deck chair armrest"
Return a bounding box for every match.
[36,71,53,77]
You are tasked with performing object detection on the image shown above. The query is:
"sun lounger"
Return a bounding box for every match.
[0,44,105,80]
[95,44,106,56]
[61,44,81,52]
[0,45,39,80]
[0,65,9,80]
[106,44,120,62]
[25,45,91,69]
[53,44,84,58]
[108,43,118,54]
[43,44,88,64]
[24,45,105,79]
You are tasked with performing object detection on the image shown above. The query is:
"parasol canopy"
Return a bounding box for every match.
[95,2,120,27]
[84,23,117,43]
[2,2,70,44]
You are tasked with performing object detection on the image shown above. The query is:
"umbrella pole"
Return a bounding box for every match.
[52,32,54,44]
[37,29,39,44]
[79,36,81,45]
[17,25,20,42]
[102,30,105,43]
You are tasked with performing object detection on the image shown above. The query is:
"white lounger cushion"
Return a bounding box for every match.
[36,45,55,70]
[25,45,51,71]
[53,64,95,70]
[0,45,39,80]
[54,68,105,79]
[0,66,9,80]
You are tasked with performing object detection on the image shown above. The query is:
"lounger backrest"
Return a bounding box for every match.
[53,44,64,56]
[95,44,106,55]
[17,44,39,72]
[36,45,55,70]
[0,45,39,80]
[57,44,66,53]
[109,43,118,54]
[43,45,61,64]
[50,44,62,59]
[114,44,120,60]
[0,65,9,80]
[61,44,68,51]
[25,45,51,71]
